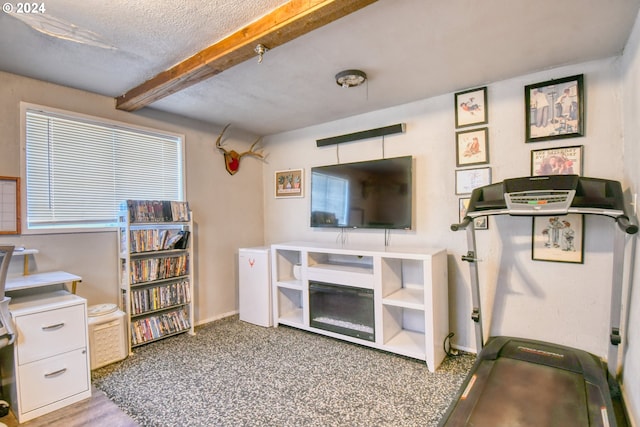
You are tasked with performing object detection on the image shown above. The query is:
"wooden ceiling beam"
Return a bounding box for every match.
[116,0,377,111]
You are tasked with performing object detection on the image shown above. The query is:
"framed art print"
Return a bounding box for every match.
[531,145,583,176]
[275,169,304,198]
[525,74,584,142]
[455,87,488,128]
[459,198,488,230]
[456,127,489,167]
[455,167,491,195]
[532,214,584,263]
[0,176,20,235]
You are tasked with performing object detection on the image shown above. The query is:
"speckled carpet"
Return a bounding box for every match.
[92,316,474,427]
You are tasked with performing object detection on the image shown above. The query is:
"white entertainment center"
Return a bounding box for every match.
[270,241,449,372]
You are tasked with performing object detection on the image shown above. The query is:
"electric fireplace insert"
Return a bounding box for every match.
[309,281,374,342]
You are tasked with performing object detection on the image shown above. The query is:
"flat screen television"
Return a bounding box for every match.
[310,156,413,229]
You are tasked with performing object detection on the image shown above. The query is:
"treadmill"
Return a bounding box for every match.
[440,175,638,427]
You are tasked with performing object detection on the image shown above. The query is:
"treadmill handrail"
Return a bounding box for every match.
[450,216,473,231]
[616,215,639,234]
[456,207,637,235]
[453,175,638,236]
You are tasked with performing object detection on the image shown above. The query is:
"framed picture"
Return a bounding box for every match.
[275,169,304,198]
[531,145,583,176]
[459,198,489,230]
[525,74,584,142]
[455,167,491,195]
[532,214,584,263]
[0,176,20,235]
[456,127,489,167]
[455,87,488,128]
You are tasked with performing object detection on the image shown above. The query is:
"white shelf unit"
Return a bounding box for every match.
[117,203,195,353]
[271,248,304,328]
[271,242,448,372]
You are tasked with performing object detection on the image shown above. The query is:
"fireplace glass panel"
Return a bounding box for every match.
[309,281,374,342]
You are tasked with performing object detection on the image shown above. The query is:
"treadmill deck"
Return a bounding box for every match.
[441,336,614,427]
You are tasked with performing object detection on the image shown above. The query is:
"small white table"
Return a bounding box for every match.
[6,271,82,294]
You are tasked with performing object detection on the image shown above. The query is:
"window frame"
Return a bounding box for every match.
[19,102,186,234]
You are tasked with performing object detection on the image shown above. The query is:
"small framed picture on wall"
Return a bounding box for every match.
[525,74,584,143]
[532,214,584,263]
[275,169,304,198]
[531,145,583,176]
[456,127,489,167]
[459,198,488,230]
[455,87,488,128]
[455,167,491,195]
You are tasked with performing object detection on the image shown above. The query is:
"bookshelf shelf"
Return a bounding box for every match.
[118,200,195,353]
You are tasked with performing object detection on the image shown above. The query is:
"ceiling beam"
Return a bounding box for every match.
[115,0,377,112]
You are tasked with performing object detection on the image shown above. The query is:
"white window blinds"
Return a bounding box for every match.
[25,108,184,230]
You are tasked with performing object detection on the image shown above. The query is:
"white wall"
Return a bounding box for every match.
[621,8,640,425]
[0,71,265,325]
[263,59,626,358]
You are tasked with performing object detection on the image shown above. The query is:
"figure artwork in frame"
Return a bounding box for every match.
[531,145,583,176]
[532,213,584,263]
[456,127,489,167]
[525,74,584,142]
[459,198,488,230]
[455,87,488,128]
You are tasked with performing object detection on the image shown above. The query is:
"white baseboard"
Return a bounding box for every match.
[195,310,238,326]
[452,343,477,355]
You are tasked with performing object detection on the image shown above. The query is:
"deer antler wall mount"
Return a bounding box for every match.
[215,124,264,175]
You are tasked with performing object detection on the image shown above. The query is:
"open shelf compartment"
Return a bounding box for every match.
[274,249,302,286]
[275,287,303,327]
[381,304,426,360]
[381,257,425,310]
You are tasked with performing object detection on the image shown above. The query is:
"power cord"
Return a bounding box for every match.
[444,332,459,357]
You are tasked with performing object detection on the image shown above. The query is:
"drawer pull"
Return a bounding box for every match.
[44,368,67,378]
[41,322,65,331]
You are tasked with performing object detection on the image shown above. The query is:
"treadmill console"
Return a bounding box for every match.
[465,175,626,216]
[505,189,575,215]
[453,174,637,234]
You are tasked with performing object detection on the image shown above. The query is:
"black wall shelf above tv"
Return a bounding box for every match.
[316,123,405,147]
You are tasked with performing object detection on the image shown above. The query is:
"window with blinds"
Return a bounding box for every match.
[24,107,184,231]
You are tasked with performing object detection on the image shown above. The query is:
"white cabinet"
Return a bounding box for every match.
[0,290,91,423]
[271,242,448,372]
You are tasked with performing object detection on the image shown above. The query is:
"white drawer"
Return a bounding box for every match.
[15,303,87,365]
[18,348,90,414]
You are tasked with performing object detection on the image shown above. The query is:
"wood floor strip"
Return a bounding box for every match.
[0,386,137,427]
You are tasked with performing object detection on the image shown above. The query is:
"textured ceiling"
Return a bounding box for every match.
[1,0,639,136]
